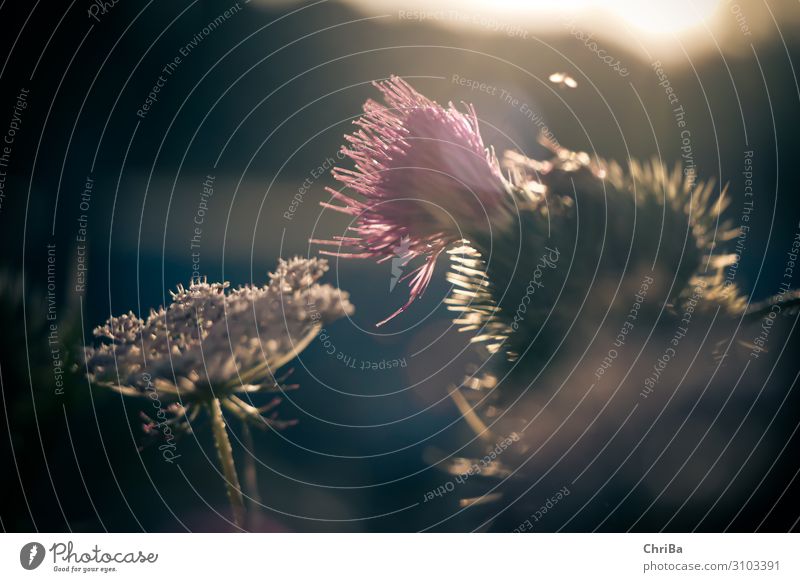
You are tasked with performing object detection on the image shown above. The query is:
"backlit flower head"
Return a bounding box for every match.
[313,76,513,325]
[85,257,353,428]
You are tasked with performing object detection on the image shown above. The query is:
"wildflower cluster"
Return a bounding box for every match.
[85,257,353,425]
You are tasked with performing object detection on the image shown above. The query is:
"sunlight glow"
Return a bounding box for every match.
[610,0,719,34]
[339,0,722,37]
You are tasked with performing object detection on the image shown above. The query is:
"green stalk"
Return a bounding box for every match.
[240,421,263,529]
[208,397,245,529]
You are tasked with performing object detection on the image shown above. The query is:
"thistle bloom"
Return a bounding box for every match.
[314,76,514,325]
[315,76,781,372]
[310,76,800,531]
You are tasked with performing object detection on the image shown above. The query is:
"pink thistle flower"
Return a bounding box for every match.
[313,76,513,326]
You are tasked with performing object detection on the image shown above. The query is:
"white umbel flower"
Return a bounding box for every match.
[85,257,353,416]
[85,257,352,529]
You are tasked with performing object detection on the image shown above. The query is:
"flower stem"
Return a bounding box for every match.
[208,397,245,529]
[240,421,263,529]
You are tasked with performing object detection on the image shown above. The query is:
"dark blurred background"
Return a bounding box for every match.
[0,0,798,532]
